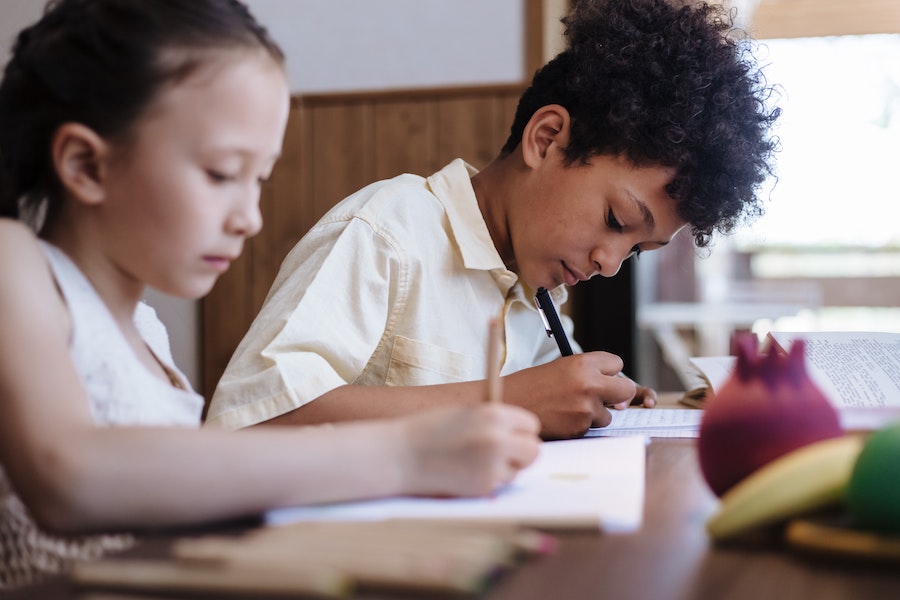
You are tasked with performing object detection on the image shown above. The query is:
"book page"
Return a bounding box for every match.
[768,332,900,408]
[687,356,736,394]
[586,408,703,438]
[265,436,646,533]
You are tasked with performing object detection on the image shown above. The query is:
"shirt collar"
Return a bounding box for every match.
[426,159,569,305]
[426,158,509,273]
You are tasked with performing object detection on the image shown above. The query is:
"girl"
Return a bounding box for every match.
[0,0,541,589]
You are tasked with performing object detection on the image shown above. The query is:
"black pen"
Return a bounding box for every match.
[534,287,573,357]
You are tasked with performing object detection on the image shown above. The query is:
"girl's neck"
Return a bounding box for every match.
[42,222,145,328]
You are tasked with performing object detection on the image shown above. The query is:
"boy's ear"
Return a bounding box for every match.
[521,104,571,169]
[51,123,111,205]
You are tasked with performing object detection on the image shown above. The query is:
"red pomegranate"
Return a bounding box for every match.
[698,335,843,497]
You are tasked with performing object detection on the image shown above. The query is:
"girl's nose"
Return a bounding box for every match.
[227,189,263,238]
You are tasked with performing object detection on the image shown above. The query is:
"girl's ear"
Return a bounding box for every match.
[51,123,111,205]
[521,104,571,169]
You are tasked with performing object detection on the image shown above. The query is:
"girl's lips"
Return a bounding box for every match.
[204,256,233,272]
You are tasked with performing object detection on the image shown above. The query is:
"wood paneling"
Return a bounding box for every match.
[753,0,900,38]
[200,85,525,400]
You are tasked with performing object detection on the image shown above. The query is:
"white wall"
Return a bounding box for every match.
[1,0,526,390]
[248,0,524,93]
[0,0,45,64]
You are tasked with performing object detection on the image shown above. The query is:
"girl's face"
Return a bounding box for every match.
[97,50,290,299]
[507,150,685,291]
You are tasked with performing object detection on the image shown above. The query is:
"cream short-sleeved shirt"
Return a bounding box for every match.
[206,159,577,429]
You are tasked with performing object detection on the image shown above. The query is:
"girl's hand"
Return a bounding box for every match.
[398,404,541,498]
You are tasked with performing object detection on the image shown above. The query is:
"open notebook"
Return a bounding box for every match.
[266,436,646,533]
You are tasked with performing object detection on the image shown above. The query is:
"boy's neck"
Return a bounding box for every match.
[471,154,518,271]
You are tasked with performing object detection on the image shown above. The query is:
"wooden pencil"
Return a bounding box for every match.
[486,316,503,403]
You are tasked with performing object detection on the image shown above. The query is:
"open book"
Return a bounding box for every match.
[681,331,900,429]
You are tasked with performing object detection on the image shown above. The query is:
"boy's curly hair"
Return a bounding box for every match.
[501,0,781,247]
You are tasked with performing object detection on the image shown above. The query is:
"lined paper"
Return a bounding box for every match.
[586,408,703,438]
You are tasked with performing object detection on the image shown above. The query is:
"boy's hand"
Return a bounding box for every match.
[610,382,657,410]
[504,352,637,439]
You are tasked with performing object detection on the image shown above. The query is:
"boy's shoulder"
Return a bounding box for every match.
[325,171,448,228]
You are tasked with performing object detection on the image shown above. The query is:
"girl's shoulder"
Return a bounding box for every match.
[0,219,46,275]
[0,220,66,325]
[0,217,37,243]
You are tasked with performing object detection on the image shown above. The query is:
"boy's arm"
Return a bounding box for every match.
[207,218,399,430]
[266,352,636,440]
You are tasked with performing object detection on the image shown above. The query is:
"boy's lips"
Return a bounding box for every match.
[562,262,588,286]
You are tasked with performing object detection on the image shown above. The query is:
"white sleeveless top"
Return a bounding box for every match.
[0,242,205,589]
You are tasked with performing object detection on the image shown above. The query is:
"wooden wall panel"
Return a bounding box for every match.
[307,103,375,227]
[435,97,501,169]
[200,85,525,401]
[201,240,254,402]
[373,100,436,179]
[492,95,521,151]
[752,0,900,38]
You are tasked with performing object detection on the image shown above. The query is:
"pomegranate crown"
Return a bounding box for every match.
[733,335,808,389]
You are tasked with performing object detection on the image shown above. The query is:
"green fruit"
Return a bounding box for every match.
[846,423,900,532]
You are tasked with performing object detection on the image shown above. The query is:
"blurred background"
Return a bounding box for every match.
[2,0,897,399]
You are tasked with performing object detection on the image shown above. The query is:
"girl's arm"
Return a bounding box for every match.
[0,222,540,534]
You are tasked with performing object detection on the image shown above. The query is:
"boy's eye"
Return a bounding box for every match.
[607,210,623,232]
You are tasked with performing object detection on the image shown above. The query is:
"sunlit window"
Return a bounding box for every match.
[716,33,900,334]
[735,34,900,277]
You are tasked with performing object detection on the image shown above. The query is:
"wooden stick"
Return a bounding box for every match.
[173,526,511,594]
[486,316,503,403]
[258,519,556,557]
[72,558,349,598]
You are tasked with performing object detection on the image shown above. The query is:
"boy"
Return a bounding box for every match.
[206,0,779,439]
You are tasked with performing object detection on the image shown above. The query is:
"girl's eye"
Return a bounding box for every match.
[206,170,233,183]
[607,210,623,232]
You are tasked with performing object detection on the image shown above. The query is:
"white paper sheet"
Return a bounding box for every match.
[265,436,646,533]
[585,408,703,438]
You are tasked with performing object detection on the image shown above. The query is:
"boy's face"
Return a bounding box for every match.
[507,149,685,291]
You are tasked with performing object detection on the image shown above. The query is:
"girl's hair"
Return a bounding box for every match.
[0,0,284,224]
[501,0,781,247]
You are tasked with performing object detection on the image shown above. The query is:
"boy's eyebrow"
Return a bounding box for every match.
[626,189,655,229]
[625,189,675,247]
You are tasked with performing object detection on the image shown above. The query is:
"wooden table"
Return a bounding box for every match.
[7,435,899,600]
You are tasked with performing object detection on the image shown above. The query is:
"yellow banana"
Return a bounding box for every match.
[707,434,866,541]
